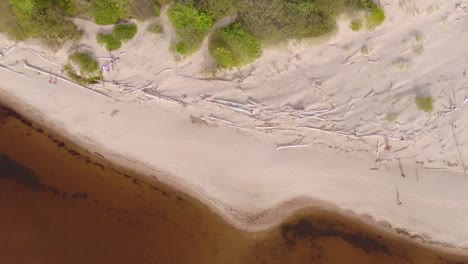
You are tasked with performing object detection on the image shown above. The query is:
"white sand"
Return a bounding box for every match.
[2,0,468,252]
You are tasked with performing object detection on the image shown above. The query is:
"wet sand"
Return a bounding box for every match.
[0,105,467,264]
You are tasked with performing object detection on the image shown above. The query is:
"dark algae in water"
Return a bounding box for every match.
[0,104,467,264]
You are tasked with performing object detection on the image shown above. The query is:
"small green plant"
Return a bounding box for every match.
[113,23,138,41]
[97,33,122,51]
[210,23,262,68]
[366,6,385,29]
[147,21,163,34]
[350,19,363,31]
[93,0,131,25]
[415,96,434,113]
[168,3,213,56]
[386,112,398,122]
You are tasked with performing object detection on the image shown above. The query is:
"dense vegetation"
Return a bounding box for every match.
[97,23,138,51]
[0,0,385,68]
[64,51,101,85]
[166,0,386,67]
[0,0,82,48]
[0,0,163,46]
[167,3,213,56]
[210,23,261,68]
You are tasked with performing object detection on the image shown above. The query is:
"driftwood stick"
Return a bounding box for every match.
[396,187,402,205]
[451,123,468,176]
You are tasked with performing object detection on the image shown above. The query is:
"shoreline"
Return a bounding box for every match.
[2,0,468,256]
[1,86,468,258]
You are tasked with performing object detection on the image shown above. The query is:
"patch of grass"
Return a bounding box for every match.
[69,52,100,73]
[366,6,385,29]
[415,96,434,113]
[113,23,138,42]
[168,3,213,56]
[93,0,131,25]
[147,21,163,34]
[210,23,262,68]
[97,33,122,51]
[393,58,414,70]
[64,52,101,86]
[350,19,363,31]
[412,43,424,55]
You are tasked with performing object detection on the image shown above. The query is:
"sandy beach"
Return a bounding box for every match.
[1,0,468,255]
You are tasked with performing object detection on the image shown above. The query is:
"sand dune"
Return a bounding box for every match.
[1,0,468,253]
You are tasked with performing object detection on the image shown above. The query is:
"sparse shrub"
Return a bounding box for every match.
[147,21,163,34]
[131,0,161,20]
[366,6,385,29]
[412,43,424,55]
[393,58,414,70]
[93,0,131,25]
[350,19,363,31]
[412,30,424,42]
[210,23,262,68]
[113,23,138,41]
[361,43,372,55]
[415,96,434,113]
[168,3,213,56]
[97,33,122,51]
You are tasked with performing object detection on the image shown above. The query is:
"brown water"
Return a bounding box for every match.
[0,105,467,264]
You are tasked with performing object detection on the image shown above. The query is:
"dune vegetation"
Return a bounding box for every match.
[168,0,386,67]
[0,0,385,67]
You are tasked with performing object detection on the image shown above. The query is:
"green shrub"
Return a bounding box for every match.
[350,19,363,31]
[193,0,237,20]
[2,0,82,48]
[113,23,138,41]
[168,3,213,55]
[69,52,100,73]
[147,21,163,34]
[366,6,385,29]
[97,33,122,51]
[65,52,101,86]
[93,0,131,25]
[415,96,434,113]
[210,23,261,68]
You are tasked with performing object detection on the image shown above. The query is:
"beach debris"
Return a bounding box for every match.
[415,168,420,182]
[451,123,467,176]
[396,187,402,205]
[398,158,406,178]
[275,141,309,150]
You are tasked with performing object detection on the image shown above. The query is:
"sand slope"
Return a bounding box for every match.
[1,0,468,251]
